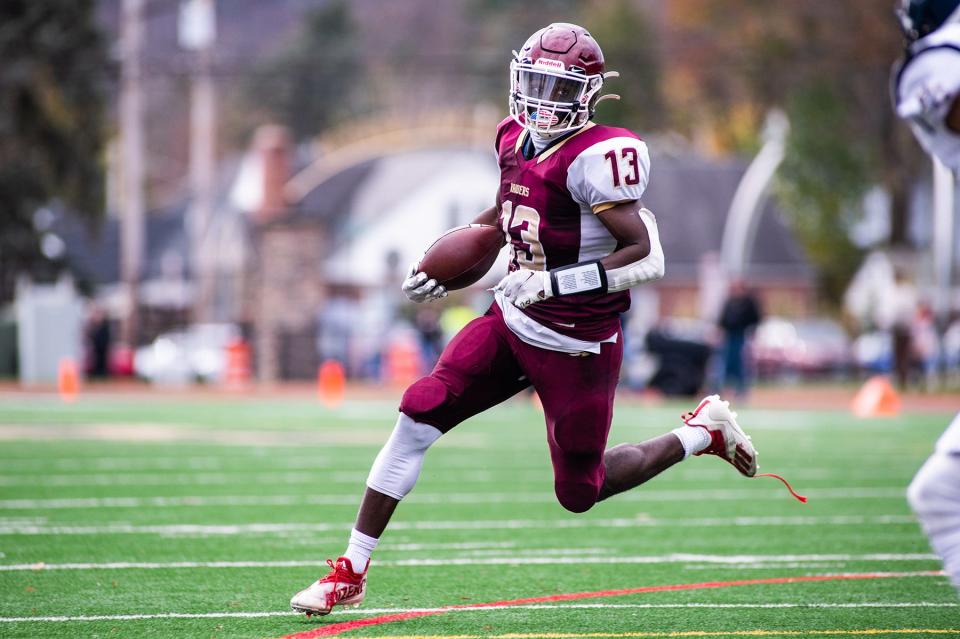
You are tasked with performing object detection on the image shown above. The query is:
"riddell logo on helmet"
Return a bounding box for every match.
[533,58,565,71]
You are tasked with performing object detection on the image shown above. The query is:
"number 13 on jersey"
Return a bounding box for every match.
[604,147,641,187]
[500,200,546,271]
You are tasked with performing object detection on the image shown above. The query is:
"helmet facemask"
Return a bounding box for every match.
[509,55,604,137]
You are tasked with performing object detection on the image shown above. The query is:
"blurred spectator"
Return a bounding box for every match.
[888,270,919,389]
[716,279,762,398]
[440,304,478,343]
[944,317,960,385]
[85,305,111,378]
[414,308,443,371]
[912,303,939,391]
[316,297,357,376]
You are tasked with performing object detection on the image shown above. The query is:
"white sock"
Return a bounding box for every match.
[671,426,711,459]
[343,528,378,571]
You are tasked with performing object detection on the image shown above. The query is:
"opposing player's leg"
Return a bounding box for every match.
[291,309,529,616]
[907,413,960,592]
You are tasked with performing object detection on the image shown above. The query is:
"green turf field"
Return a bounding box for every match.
[0,392,956,639]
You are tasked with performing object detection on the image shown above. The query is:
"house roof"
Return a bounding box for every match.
[643,152,812,282]
[53,157,244,290]
[52,201,190,286]
[284,158,378,228]
[265,147,505,287]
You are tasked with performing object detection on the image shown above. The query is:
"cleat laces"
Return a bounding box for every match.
[319,558,340,582]
[756,472,807,503]
[681,411,807,504]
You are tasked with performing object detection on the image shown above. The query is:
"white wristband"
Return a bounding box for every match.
[549,261,607,296]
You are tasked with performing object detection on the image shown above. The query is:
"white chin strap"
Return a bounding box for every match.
[529,130,558,152]
[366,413,442,500]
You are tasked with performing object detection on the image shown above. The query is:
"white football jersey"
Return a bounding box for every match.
[566,137,650,263]
[566,137,651,210]
[894,23,960,169]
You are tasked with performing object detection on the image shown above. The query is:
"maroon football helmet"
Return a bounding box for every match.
[509,23,616,136]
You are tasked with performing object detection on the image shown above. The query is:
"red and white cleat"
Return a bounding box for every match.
[682,394,758,477]
[290,557,367,617]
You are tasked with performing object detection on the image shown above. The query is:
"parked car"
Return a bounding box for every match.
[752,317,853,378]
[134,323,240,384]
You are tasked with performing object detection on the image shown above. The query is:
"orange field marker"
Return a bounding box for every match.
[224,339,252,391]
[58,357,79,403]
[317,359,346,408]
[385,341,421,387]
[851,375,901,418]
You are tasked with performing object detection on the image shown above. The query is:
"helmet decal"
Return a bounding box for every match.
[533,58,566,72]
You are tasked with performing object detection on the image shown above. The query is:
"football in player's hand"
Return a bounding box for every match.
[418,224,503,291]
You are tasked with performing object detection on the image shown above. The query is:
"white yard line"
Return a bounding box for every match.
[0,553,939,571]
[0,472,363,487]
[0,487,909,507]
[0,455,356,471]
[0,423,488,448]
[386,541,519,551]
[0,600,955,623]
[0,514,918,536]
[0,495,359,508]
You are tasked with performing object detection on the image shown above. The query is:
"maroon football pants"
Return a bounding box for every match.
[399,303,623,512]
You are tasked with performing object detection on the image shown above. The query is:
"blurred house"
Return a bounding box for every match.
[249,114,500,381]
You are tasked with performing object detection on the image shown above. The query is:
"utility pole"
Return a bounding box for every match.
[180,0,217,322]
[119,0,146,348]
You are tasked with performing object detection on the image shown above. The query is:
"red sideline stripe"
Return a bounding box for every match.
[277,571,939,639]
[285,611,443,637]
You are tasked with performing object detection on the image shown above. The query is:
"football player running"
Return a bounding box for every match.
[291,23,766,616]
[893,0,960,593]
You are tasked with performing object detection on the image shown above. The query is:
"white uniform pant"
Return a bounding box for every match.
[907,413,960,591]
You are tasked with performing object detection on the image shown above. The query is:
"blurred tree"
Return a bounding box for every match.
[777,84,871,303]
[664,0,921,302]
[666,0,922,302]
[587,0,665,132]
[237,0,364,140]
[0,0,109,303]
[467,0,581,107]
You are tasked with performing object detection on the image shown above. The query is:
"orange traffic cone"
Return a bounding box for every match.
[223,339,252,391]
[58,358,79,403]
[385,341,421,387]
[851,375,901,418]
[317,359,346,408]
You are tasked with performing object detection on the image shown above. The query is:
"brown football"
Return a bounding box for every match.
[418,224,504,290]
